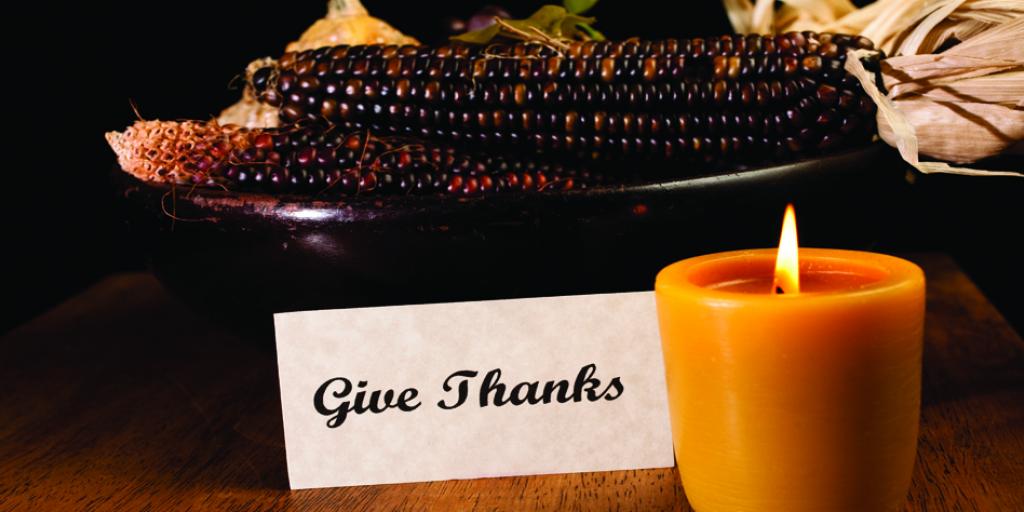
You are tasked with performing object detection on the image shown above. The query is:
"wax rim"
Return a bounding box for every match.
[655,248,925,304]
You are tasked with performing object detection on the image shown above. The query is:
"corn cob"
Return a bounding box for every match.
[219,126,599,194]
[251,33,879,160]
[107,120,600,196]
[105,120,257,184]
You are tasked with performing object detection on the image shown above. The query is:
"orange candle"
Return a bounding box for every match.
[655,205,925,512]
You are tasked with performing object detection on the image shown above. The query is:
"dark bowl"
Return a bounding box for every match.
[116,143,910,333]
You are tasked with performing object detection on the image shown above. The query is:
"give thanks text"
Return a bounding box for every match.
[313,364,624,428]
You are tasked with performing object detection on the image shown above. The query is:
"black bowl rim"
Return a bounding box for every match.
[116,142,895,224]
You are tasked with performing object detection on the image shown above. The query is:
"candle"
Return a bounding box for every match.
[654,205,925,512]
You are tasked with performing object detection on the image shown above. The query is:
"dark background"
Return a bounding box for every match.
[5,0,1022,333]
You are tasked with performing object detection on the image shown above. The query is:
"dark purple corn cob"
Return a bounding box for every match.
[250,33,879,162]
[217,126,602,196]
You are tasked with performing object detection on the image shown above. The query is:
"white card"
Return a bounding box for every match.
[274,291,674,489]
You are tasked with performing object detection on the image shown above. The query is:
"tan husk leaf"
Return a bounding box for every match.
[883,98,1022,166]
[890,70,1023,105]
[819,0,926,46]
[722,0,756,33]
[844,50,920,168]
[724,0,1024,176]
[887,0,967,55]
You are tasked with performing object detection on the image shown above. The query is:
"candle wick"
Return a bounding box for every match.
[775,285,785,295]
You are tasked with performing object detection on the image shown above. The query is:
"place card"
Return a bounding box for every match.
[274,291,673,489]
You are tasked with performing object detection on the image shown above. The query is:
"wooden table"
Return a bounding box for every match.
[2,254,1022,511]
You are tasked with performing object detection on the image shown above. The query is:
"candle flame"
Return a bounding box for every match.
[773,203,800,295]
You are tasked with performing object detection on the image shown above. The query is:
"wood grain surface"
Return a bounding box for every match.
[1,254,1021,511]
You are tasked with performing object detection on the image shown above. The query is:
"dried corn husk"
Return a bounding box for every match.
[217,0,417,129]
[725,0,1024,176]
[286,0,417,52]
[216,90,279,129]
[216,58,280,130]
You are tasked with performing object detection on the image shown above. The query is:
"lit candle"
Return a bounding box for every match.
[655,204,925,512]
